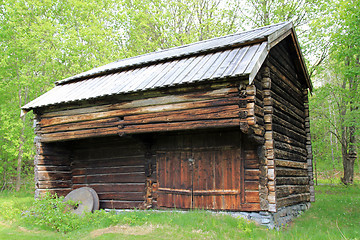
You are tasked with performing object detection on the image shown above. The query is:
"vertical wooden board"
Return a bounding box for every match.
[226,150,233,209]
[157,153,164,207]
[174,152,181,208]
[214,149,222,209]
[206,151,214,209]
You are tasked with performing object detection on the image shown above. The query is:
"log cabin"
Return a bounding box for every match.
[22,21,315,216]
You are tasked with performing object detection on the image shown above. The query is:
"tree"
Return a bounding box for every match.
[0,0,126,190]
[329,0,359,184]
[308,0,359,184]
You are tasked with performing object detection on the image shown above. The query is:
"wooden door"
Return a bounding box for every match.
[157,148,243,210]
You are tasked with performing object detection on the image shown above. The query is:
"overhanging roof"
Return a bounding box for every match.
[22,21,310,111]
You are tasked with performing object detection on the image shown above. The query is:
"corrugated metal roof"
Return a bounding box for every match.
[22,22,297,111]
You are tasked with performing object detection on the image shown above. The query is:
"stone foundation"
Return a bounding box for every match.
[226,202,311,229]
[106,202,311,230]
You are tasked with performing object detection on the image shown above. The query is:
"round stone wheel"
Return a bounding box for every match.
[63,187,94,215]
[83,187,100,211]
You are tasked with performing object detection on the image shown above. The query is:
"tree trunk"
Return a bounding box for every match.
[16,114,26,191]
[340,56,358,185]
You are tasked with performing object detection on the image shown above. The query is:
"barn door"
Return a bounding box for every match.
[157,148,243,210]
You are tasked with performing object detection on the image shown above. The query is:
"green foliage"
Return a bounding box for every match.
[1,185,360,239]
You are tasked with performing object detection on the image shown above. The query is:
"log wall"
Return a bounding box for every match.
[34,81,256,142]
[70,136,147,209]
[267,40,311,209]
[34,137,72,197]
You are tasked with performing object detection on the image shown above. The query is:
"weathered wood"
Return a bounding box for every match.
[97,192,144,201]
[239,203,261,211]
[274,141,307,157]
[38,117,122,134]
[276,168,308,177]
[40,97,241,127]
[41,87,239,118]
[272,123,306,145]
[41,126,119,142]
[245,191,260,203]
[269,79,304,111]
[72,166,144,175]
[245,181,259,190]
[37,180,72,189]
[277,193,310,208]
[273,107,304,130]
[73,155,145,165]
[272,115,305,136]
[37,188,71,197]
[37,171,72,181]
[123,118,242,134]
[123,105,240,125]
[275,148,306,162]
[72,183,145,193]
[244,170,260,180]
[271,98,304,123]
[72,172,145,184]
[273,131,306,149]
[245,159,260,169]
[276,185,309,198]
[275,159,307,169]
[37,165,71,171]
[100,200,143,209]
[276,177,309,185]
[268,60,303,98]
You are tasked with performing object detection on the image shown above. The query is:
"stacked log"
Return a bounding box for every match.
[267,41,311,208]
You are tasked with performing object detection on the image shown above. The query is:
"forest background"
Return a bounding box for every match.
[0,0,359,191]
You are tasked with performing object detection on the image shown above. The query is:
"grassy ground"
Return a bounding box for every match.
[0,184,359,240]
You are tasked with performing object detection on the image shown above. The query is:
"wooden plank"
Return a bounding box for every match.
[273,132,306,149]
[122,118,242,134]
[72,183,145,193]
[275,159,307,169]
[40,94,240,127]
[97,192,144,201]
[273,123,306,145]
[245,191,260,203]
[274,148,307,162]
[271,98,304,123]
[37,165,71,171]
[72,166,144,175]
[38,117,122,134]
[276,168,308,177]
[239,203,261,211]
[276,177,309,185]
[37,180,72,189]
[276,185,310,199]
[41,87,238,118]
[244,170,260,180]
[270,78,304,111]
[244,181,259,191]
[72,156,144,168]
[37,171,71,181]
[268,60,303,97]
[277,193,310,208]
[123,105,240,125]
[273,115,305,136]
[41,126,119,142]
[100,200,142,209]
[37,189,71,197]
[72,172,145,184]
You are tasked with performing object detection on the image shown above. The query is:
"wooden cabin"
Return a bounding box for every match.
[22,22,314,214]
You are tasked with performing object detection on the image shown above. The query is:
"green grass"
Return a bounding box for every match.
[0,184,359,239]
